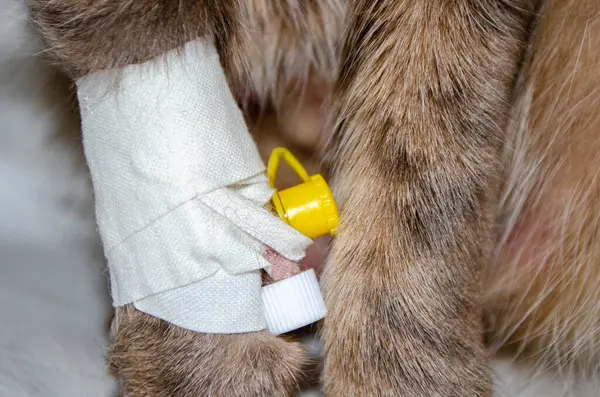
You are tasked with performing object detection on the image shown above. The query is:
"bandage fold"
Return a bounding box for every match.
[77,38,312,333]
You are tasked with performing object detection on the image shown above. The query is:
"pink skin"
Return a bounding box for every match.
[262,247,302,283]
[503,209,553,272]
[261,235,330,285]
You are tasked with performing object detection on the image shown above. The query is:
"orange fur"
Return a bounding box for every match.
[486,0,600,375]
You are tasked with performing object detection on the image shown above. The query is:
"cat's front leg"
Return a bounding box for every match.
[322,1,535,395]
[109,306,305,397]
[27,1,307,395]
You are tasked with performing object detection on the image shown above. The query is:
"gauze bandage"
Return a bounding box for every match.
[76,38,312,333]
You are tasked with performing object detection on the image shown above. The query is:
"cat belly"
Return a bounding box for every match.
[485,0,600,371]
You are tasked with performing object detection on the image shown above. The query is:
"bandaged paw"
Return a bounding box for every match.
[76,37,315,333]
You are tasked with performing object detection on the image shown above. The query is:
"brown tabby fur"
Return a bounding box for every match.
[26,0,600,395]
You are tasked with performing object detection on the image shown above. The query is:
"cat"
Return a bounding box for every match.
[26,0,600,395]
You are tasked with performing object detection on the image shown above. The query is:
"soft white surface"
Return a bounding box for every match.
[0,2,115,396]
[0,0,598,395]
[77,37,310,333]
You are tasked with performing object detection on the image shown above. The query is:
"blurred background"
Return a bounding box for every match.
[0,1,115,395]
[0,0,598,396]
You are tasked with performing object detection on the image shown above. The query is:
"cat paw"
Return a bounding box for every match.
[109,306,306,397]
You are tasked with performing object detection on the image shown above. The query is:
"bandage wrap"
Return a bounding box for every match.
[77,38,311,333]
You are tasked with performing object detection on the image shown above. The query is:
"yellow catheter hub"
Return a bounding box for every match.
[267,148,338,240]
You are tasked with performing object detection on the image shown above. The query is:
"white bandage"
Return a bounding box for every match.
[77,38,312,333]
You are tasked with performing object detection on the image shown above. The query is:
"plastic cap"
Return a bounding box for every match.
[267,147,339,239]
[261,269,327,335]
